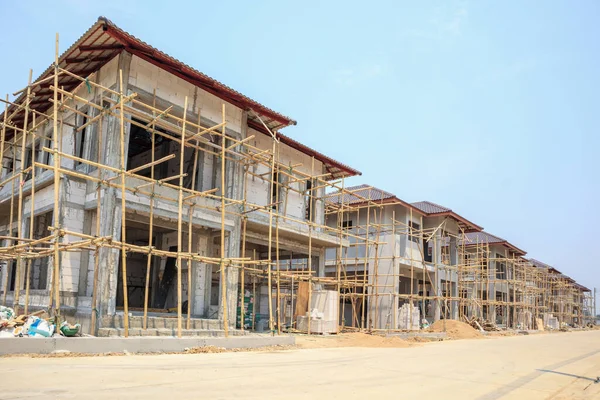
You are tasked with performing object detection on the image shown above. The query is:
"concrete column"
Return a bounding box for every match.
[449,236,458,265]
[449,237,458,319]
[96,51,132,322]
[190,232,208,317]
[317,248,326,277]
[218,117,245,328]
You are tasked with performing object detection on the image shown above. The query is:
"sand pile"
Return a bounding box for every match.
[429,320,483,340]
[296,332,411,349]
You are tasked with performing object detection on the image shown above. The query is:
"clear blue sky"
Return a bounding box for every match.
[1,1,598,294]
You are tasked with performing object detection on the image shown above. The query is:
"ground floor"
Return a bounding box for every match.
[2,330,600,399]
[0,202,334,335]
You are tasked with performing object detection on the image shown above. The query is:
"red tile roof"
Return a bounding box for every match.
[325,184,420,211]
[529,258,553,269]
[462,231,526,256]
[528,260,589,291]
[412,201,482,233]
[411,201,451,214]
[271,133,361,180]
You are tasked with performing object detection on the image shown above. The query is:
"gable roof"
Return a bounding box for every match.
[462,231,526,256]
[411,201,450,214]
[325,184,422,212]
[529,258,553,269]
[528,260,589,292]
[412,201,482,233]
[1,16,360,180]
[271,132,361,180]
[4,17,293,134]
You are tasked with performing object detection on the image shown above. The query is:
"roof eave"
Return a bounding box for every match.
[424,211,483,233]
[99,17,296,128]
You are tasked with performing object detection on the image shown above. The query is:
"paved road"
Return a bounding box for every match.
[1,331,600,399]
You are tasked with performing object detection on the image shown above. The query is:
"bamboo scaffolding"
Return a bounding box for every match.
[0,28,588,342]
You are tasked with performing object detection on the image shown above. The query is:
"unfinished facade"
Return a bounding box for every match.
[324,185,483,331]
[0,17,361,337]
[325,185,594,332]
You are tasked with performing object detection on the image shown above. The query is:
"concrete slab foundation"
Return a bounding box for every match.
[0,335,295,355]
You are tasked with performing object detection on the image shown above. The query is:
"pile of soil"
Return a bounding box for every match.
[428,320,483,340]
[296,332,411,349]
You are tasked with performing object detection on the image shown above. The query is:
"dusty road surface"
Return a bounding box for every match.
[1,330,600,399]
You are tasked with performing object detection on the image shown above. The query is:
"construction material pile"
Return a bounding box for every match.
[397,304,420,331]
[464,316,501,332]
[429,320,483,340]
[0,306,81,338]
[559,322,570,332]
[543,313,560,330]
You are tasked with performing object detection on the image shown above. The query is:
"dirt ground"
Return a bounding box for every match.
[295,332,411,348]
[4,324,595,358]
[2,330,599,399]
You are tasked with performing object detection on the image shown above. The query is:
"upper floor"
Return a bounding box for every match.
[0,17,360,241]
[324,184,482,268]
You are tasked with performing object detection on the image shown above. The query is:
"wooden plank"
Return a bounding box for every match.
[294,281,310,319]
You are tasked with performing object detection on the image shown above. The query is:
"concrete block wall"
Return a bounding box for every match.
[367,231,400,329]
[128,56,243,130]
[246,128,325,226]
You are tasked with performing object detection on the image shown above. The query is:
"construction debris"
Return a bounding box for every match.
[465,316,501,332]
[0,306,80,338]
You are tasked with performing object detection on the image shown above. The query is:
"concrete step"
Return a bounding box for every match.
[101,315,223,330]
[97,327,248,338]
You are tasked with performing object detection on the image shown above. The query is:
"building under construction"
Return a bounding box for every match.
[0,17,593,338]
[324,185,594,331]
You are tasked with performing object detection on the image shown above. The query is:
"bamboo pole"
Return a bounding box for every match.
[219,103,229,337]
[0,96,10,305]
[252,249,256,331]
[14,69,33,315]
[307,156,314,335]
[50,34,62,319]
[240,216,247,332]
[361,193,371,330]
[143,89,157,330]
[24,113,37,315]
[275,208,281,334]
[187,203,194,330]
[266,137,277,335]
[275,144,281,334]
[90,116,103,335]
[289,253,294,329]
[118,69,130,337]
[176,96,189,338]
[392,209,397,330]
[336,177,345,331]
[186,107,201,331]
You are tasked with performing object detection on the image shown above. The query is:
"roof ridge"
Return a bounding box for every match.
[413,200,451,211]
[480,230,506,242]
